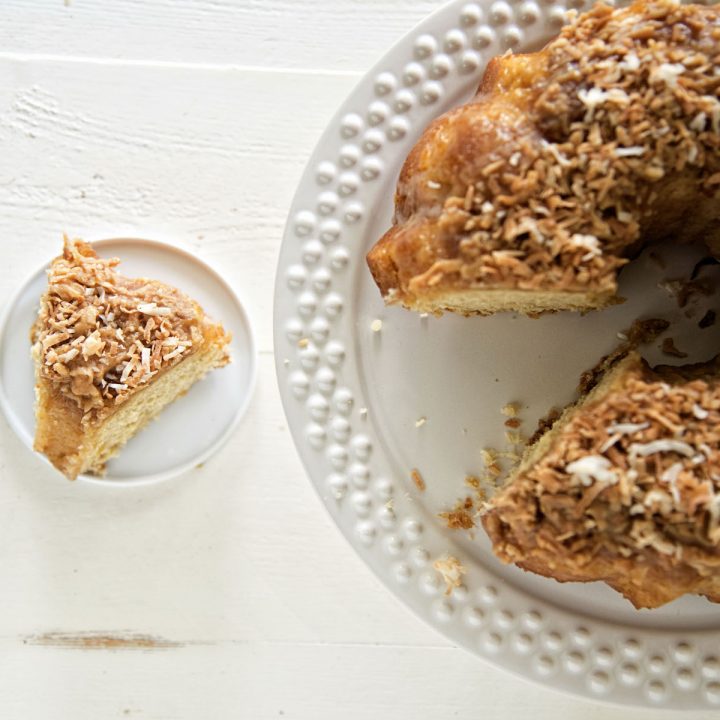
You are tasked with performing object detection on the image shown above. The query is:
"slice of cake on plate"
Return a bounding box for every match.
[482,351,720,608]
[31,237,231,480]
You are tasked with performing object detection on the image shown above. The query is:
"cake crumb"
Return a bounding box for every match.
[660,276,715,309]
[661,337,688,359]
[371,319,383,333]
[501,402,519,417]
[297,338,309,348]
[464,475,487,501]
[504,417,522,429]
[699,309,716,329]
[481,448,502,477]
[505,430,524,446]
[359,407,368,419]
[415,416,427,428]
[433,555,466,596]
[439,497,476,530]
[411,468,426,492]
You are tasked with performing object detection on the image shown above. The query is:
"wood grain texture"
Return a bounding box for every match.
[1,641,719,720]
[0,0,439,72]
[0,60,357,353]
[0,3,715,719]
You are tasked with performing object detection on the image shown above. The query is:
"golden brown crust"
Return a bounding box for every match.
[482,353,720,608]
[367,0,720,314]
[32,238,231,479]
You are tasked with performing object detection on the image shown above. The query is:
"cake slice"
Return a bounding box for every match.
[482,352,720,608]
[31,238,231,480]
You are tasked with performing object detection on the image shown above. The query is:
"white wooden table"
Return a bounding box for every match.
[0,2,715,718]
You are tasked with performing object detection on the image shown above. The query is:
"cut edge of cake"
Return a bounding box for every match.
[482,350,720,608]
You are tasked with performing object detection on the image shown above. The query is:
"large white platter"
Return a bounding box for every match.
[274,0,720,708]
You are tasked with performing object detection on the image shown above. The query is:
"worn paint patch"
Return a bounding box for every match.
[24,631,181,650]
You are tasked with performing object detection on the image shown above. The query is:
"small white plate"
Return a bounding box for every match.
[0,237,256,485]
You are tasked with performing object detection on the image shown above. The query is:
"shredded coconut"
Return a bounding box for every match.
[570,233,601,261]
[693,404,709,420]
[650,62,685,88]
[614,146,645,158]
[629,440,696,458]
[137,302,172,317]
[566,455,618,486]
[606,421,650,435]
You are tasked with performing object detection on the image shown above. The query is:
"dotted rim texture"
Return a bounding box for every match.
[273,0,720,709]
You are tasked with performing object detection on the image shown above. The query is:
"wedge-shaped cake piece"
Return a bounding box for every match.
[32,238,231,479]
[482,352,720,608]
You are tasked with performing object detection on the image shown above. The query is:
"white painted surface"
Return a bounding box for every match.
[0,2,715,719]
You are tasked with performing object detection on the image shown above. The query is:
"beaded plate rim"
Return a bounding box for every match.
[273,0,720,708]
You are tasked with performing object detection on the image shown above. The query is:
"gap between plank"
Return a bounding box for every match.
[0,51,362,78]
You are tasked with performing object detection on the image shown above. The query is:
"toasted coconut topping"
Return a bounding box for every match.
[32,238,206,423]
[493,360,720,555]
[374,0,720,303]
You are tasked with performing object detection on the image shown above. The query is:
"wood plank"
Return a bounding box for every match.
[0,60,358,353]
[0,356,439,648]
[0,0,441,72]
[1,639,717,720]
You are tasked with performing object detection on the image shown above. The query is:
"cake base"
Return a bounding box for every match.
[34,330,229,480]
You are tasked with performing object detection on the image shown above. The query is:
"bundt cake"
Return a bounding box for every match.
[367,0,720,316]
[483,351,720,608]
[368,0,720,606]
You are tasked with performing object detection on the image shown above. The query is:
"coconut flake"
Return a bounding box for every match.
[650,62,685,88]
[578,87,630,117]
[629,440,695,458]
[619,52,640,72]
[82,330,104,359]
[690,112,707,132]
[660,462,683,504]
[607,421,650,435]
[137,302,172,317]
[56,347,80,363]
[693,403,709,420]
[541,140,571,167]
[643,488,673,512]
[614,146,645,158]
[566,455,618,486]
[163,346,187,361]
[599,433,622,454]
[570,233,601,261]
[119,360,135,383]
